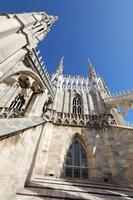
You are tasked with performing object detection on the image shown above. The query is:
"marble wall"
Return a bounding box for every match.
[34,123,133,187]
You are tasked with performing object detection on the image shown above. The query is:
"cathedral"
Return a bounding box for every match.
[0,11,133,200]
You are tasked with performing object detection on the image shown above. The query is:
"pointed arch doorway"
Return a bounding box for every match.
[64,138,89,179]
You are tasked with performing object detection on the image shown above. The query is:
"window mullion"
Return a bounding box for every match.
[64,138,88,179]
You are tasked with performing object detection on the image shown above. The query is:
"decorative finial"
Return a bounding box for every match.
[49,15,58,24]
[88,58,91,65]
[88,58,97,82]
[55,56,64,75]
[60,56,64,65]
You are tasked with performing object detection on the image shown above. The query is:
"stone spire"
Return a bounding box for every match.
[20,12,58,49]
[0,12,58,74]
[88,58,97,84]
[51,56,64,83]
[43,13,58,28]
[55,56,64,75]
[1,12,58,50]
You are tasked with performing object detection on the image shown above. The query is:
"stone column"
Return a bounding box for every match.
[88,93,94,114]
[82,91,88,114]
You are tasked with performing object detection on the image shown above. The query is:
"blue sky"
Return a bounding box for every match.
[0,0,133,122]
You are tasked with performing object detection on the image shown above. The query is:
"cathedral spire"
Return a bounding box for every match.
[88,58,97,83]
[51,56,64,82]
[42,13,58,29]
[55,56,64,75]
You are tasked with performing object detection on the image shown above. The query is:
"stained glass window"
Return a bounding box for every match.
[64,138,89,179]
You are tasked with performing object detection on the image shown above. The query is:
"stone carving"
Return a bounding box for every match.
[10,94,25,111]
[43,109,117,127]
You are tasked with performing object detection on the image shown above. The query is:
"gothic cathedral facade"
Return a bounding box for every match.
[0,12,133,200]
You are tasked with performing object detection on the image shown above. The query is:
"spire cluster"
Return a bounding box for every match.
[52,57,98,87]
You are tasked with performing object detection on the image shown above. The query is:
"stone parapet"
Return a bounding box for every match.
[43,109,117,127]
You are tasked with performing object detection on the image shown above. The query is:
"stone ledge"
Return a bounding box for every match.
[0,117,44,140]
[32,178,133,192]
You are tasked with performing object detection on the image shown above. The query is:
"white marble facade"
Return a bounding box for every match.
[0,11,133,200]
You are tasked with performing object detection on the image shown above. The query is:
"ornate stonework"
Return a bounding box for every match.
[0,11,133,200]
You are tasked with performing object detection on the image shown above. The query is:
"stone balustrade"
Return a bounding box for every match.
[104,91,133,110]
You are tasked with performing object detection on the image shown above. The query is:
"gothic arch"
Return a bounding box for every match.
[63,132,97,181]
[66,89,71,113]
[0,64,44,91]
[72,93,83,114]
[63,136,89,179]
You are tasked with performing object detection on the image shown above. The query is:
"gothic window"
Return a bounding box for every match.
[9,94,25,111]
[63,81,66,88]
[68,82,71,89]
[78,106,81,114]
[78,83,81,89]
[64,138,89,179]
[72,94,82,114]
[73,97,76,105]
[73,106,76,114]
[73,82,76,89]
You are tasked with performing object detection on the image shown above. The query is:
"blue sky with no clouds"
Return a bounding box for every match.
[0,0,133,122]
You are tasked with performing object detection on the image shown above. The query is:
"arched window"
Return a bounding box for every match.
[78,106,81,114]
[73,97,76,105]
[72,94,82,114]
[73,106,76,114]
[64,138,89,179]
[62,81,66,89]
